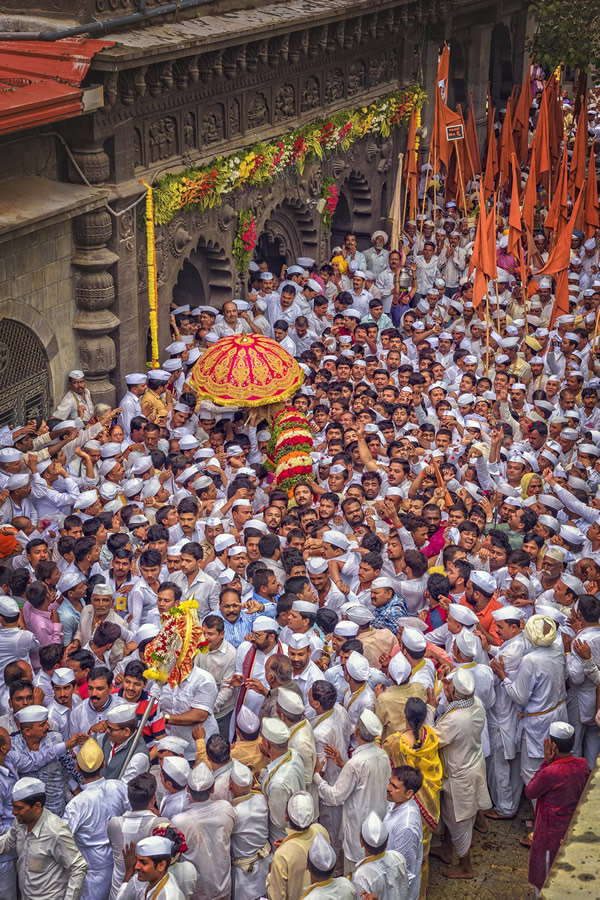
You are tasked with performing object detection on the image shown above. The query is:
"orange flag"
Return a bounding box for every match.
[508,153,522,258]
[537,188,585,326]
[437,43,450,96]
[545,146,569,233]
[521,151,537,235]
[569,94,587,195]
[497,99,516,191]
[435,99,463,173]
[404,107,419,217]
[465,93,481,177]
[471,184,497,306]
[585,145,600,237]
[513,65,532,164]
[430,43,450,171]
[532,89,551,181]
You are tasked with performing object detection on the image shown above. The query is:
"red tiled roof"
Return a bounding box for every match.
[0,38,114,135]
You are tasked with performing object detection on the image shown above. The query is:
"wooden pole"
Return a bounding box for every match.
[456,142,468,216]
[485,276,490,377]
[419,144,434,247]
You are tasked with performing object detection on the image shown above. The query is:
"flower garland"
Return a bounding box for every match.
[320,177,339,229]
[140,180,160,368]
[232,209,258,272]
[152,85,426,226]
[143,597,210,687]
[265,407,314,496]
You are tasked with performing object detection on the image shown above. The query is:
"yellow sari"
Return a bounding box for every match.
[385,726,443,899]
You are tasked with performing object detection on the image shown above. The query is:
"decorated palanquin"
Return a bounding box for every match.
[188,333,304,407]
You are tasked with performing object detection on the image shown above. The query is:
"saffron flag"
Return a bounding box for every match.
[585,145,600,237]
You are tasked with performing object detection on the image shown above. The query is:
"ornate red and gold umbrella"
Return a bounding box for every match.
[188,333,304,407]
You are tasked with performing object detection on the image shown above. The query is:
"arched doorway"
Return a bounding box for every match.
[0,319,50,427]
[172,237,233,310]
[257,232,287,276]
[259,199,319,268]
[489,24,514,106]
[331,171,374,252]
[331,192,352,252]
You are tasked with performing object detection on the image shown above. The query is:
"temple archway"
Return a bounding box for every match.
[258,198,319,269]
[172,237,233,310]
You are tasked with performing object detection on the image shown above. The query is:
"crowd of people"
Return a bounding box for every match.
[0,77,599,900]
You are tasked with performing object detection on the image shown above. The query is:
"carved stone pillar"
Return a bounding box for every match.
[71,209,120,406]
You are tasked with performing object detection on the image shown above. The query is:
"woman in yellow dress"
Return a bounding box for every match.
[384,697,444,898]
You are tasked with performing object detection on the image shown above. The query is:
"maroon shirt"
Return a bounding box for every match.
[525,755,589,889]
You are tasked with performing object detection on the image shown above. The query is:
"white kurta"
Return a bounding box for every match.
[500,642,567,758]
[313,742,390,865]
[115,872,184,899]
[383,799,423,900]
[299,877,357,898]
[352,850,409,900]
[173,798,235,900]
[435,697,491,822]
[63,777,129,900]
[312,705,353,851]
[259,748,305,843]
[107,810,169,900]
[487,632,529,759]
[230,791,271,900]
[160,788,190,820]
[289,719,318,807]
[161,667,218,760]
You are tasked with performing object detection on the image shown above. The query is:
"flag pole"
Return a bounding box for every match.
[418,144,432,247]
[456,144,468,216]
[485,276,490,377]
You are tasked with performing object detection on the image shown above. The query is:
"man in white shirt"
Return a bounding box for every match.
[196,615,236,738]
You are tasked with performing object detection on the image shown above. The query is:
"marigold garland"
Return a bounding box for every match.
[152,86,426,226]
[141,180,160,368]
[265,407,314,496]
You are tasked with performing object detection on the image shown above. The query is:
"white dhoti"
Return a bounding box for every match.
[231,850,271,900]
[441,790,474,858]
[519,733,543,788]
[319,803,343,855]
[486,738,522,817]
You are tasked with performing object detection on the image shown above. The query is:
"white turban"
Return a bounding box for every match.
[524,614,557,647]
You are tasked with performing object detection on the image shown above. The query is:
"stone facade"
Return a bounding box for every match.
[0,0,528,415]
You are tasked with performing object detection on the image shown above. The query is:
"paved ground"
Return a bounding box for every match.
[428,798,536,899]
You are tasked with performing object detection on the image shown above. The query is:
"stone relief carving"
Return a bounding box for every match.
[229,99,241,135]
[325,69,344,105]
[168,219,193,258]
[301,77,320,112]
[202,107,224,145]
[183,112,196,150]
[348,61,366,96]
[274,84,295,122]
[149,118,177,162]
[247,93,269,129]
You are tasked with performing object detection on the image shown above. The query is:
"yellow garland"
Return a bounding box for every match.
[141,180,160,369]
[415,105,421,154]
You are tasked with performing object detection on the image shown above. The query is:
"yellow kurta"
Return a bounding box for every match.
[266,823,330,900]
[376,682,427,742]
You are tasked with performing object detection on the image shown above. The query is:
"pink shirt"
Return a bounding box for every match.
[22,602,63,672]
